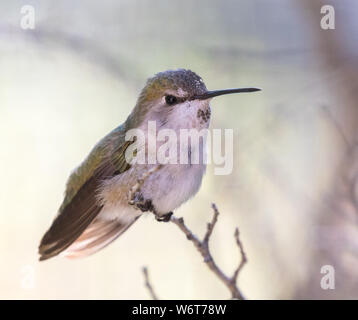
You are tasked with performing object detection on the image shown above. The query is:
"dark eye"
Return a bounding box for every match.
[165,95,178,105]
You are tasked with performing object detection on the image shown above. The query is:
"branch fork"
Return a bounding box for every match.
[129,166,247,299]
[170,203,247,300]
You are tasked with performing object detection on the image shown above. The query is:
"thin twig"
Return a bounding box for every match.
[170,203,247,300]
[131,167,247,299]
[142,266,158,300]
[232,227,247,281]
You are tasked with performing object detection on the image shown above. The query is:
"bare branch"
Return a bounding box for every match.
[131,167,247,299]
[203,203,219,244]
[170,204,247,300]
[142,266,159,300]
[232,228,247,282]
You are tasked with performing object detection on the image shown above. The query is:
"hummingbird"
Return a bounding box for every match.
[38,69,260,261]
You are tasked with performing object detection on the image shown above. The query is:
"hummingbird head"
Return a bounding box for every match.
[128,69,260,130]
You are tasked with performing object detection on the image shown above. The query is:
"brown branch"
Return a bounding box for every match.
[232,227,247,281]
[142,266,159,300]
[170,203,247,300]
[131,168,247,299]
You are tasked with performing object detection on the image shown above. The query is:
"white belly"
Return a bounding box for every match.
[141,163,206,214]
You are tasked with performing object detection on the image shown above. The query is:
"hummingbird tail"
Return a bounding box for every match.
[59,216,139,259]
[38,138,136,261]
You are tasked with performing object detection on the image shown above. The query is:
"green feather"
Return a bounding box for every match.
[59,125,128,213]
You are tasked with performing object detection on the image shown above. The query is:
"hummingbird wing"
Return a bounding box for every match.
[39,127,133,261]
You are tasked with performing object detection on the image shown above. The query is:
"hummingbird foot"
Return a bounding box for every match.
[130,192,172,222]
[155,212,173,222]
[131,192,156,213]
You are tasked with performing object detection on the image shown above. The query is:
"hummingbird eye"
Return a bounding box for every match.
[165,95,178,106]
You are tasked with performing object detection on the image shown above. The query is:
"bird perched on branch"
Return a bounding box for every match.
[39,69,260,260]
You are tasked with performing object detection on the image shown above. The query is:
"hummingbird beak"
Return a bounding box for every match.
[191,87,261,100]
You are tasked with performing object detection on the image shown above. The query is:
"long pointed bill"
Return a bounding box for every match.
[191,87,261,100]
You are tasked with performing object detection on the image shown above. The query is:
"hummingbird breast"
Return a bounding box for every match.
[142,99,210,213]
[98,99,211,218]
[143,162,206,214]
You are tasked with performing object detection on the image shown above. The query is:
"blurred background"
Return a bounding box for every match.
[1,0,358,299]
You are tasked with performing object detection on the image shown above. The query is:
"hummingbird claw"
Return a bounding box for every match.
[131,192,155,213]
[155,212,173,222]
[137,199,155,213]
